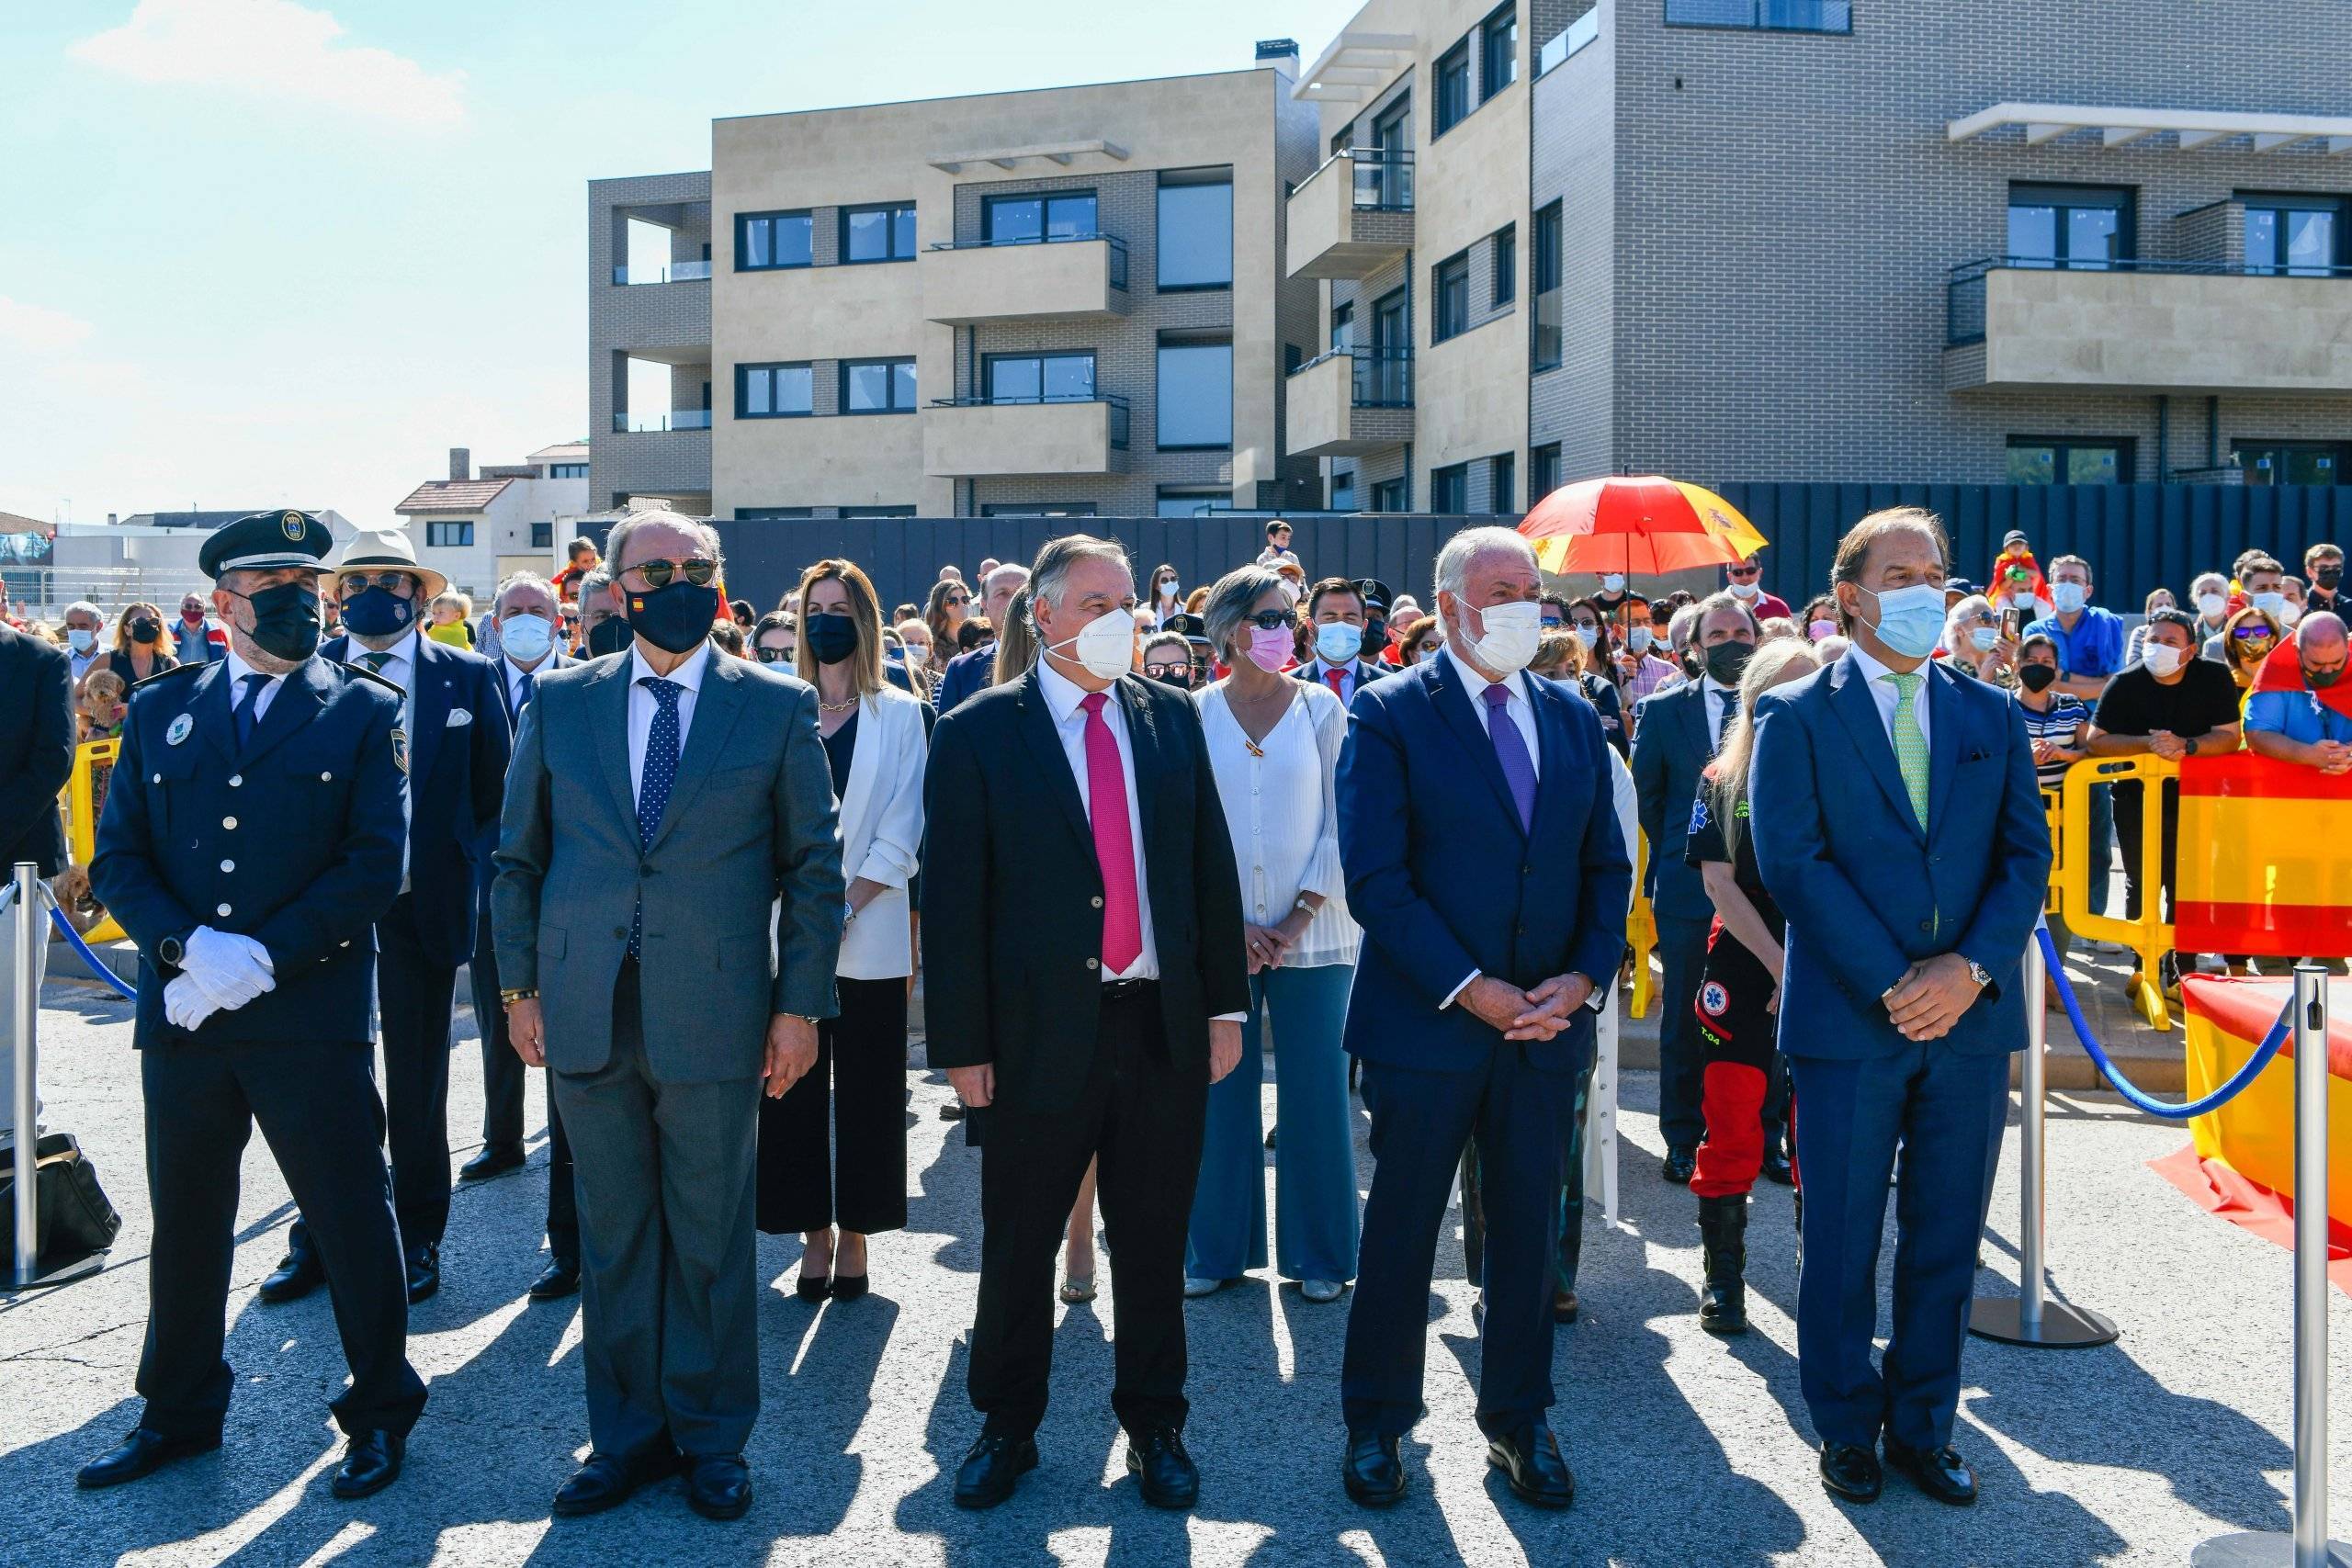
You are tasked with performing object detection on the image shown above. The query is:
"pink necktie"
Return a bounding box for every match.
[1080,693,1144,974]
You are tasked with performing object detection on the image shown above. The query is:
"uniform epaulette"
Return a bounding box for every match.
[335,660,407,697]
[129,660,205,694]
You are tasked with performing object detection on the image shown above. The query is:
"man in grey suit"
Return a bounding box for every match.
[493,508,844,1522]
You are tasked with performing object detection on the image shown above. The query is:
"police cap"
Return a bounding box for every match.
[1353,578,1395,615]
[198,510,335,580]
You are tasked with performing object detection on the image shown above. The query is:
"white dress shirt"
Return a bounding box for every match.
[1036,659,1160,982]
[1195,681,1358,967]
[627,641,711,807]
[346,626,421,741]
[1440,642,1545,1010]
[1845,640,1934,751]
[1309,656,1360,706]
[220,646,290,723]
[1701,676,1736,754]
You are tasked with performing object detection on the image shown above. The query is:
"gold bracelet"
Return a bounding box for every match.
[501,987,538,1005]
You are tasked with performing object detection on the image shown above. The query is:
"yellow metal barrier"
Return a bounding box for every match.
[57,739,125,945]
[2057,754,2178,1032]
[1627,828,1657,1018]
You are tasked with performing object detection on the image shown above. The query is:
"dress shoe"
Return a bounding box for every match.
[258,1248,323,1304]
[937,1100,966,1122]
[1883,1435,1977,1506]
[1340,1429,1406,1506]
[953,1432,1037,1509]
[1662,1147,1697,1185]
[795,1269,830,1303]
[458,1142,526,1181]
[830,1273,869,1302]
[1487,1423,1575,1508]
[552,1444,682,1517]
[1761,1144,1794,1185]
[1552,1286,1579,1323]
[1301,1278,1345,1303]
[527,1257,580,1302]
[684,1452,754,1520]
[1696,1193,1749,1336]
[1125,1425,1199,1510]
[76,1427,220,1489]
[1818,1440,1883,1503]
[1182,1275,1227,1298]
[405,1243,440,1304]
[330,1429,403,1500]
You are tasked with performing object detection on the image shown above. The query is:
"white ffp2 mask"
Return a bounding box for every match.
[1048,606,1137,682]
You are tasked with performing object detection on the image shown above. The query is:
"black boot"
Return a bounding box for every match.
[1696,1194,1748,1336]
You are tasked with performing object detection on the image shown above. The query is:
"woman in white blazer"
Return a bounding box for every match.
[756,558,928,1303]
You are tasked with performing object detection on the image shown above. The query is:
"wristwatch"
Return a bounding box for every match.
[501,987,538,1007]
[157,931,188,968]
[1964,960,1993,989]
[2184,737,2201,757]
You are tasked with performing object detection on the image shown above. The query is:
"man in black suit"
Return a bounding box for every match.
[923,535,1250,1513]
[0,619,74,1149]
[1296,577,1385,705]
[261,527,510,1306]
[1632,592,1764,1182]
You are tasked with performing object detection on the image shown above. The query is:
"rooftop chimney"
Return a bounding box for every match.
[1256,38,1300,73]
[107,512,118,526]
[449,447,470,481]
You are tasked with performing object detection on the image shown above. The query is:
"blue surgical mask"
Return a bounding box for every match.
[66,627,96,652]
[1858,582,1947,660]
[2253,591,2287,616]
[1572,625,1599,650]
[1970,626,2000,651]
[1315,621,1364,664]
[498,614,554,664]
[1627,626,1654,654]
[2051,581,2088,615]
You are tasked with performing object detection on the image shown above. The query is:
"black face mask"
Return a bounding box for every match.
[340,585,415,638]
[624,580,719,655]
[804,614,859,667]
[1363,617,1388,654]
[2018,663,2060,693]
[585,616,633,658]
[1152,670,1193,690]
[1702,641,1754,688]
[129,617,161,645]
[229,581,322,663]
[2308,665,2345,690]
[2318,566,2344,591]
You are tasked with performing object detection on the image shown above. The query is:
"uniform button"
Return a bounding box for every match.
[1919,919,1933,932]
[228,775,242,788]
[220,860,234,873]
[216,903,232,917]
[1086,957,1101,971]
[222,817,238,829]
[1091,896,1103,908]
[152,773,162,784]
[322,771,333,782]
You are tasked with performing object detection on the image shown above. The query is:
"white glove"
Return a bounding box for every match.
[182,925,276,1011]
[164,974,221,1032]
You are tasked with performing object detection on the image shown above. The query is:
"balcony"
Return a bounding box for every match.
[611,260,712,285]
[1945,257,2352,395]
[923,395,1131,478]
[612,409,713,433]
[920,235,1131,324]
[1286,348,1415,457]
[1284,151,1414,281]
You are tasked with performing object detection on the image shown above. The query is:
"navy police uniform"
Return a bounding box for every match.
[85,512,426,1462]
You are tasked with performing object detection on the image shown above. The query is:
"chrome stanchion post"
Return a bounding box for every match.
[10,863,37,1290]
[1970,925,2118,1348]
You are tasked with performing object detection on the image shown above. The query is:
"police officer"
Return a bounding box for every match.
[257,526,508,1306]
[80,511,424,1497]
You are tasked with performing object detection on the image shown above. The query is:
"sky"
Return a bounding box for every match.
[1,0,1366,531]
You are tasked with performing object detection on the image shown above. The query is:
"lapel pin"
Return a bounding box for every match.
[166,713,194,746]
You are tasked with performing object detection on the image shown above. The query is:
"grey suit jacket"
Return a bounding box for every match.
[492,648,844,1083]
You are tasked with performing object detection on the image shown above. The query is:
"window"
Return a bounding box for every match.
[426,520,474,547]
[1156,336,1232,449]
[1330,470,1358,511]
[1330,300,1355,352]
[1433,40,1471,137]
[2243,195,2344,277]
[1433,251,1471,341]
[986,193,1099,243]
[981,502,1099,516]
[1156,487,1230,517]
[842,358,917,413]
[1157,172,1234,289]
[737,210,812,270]
[547,461,588,479]
[841,202,917,264]
[1430,464,1468,513]
[2234,440,2350,486]
[1530,442,1562,502]
[737,507,813,520]
[737,361,814,418]
[1491,452,1515,513]
[986,352,1095,403]
[2007,184,2133,270]
[1664,0,1851,32]
[529,522,553,548]
[1481,5,1518,99]
[1492,223,1517,306]
[1532,200,1563,369]
[2006,436,2132,485]
[1371,476,1409,513]
[842,506,916,518]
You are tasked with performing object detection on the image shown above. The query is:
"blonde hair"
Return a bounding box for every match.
[991,583,1038,685]
[1708,639,1823,858]
[792,558,887,695]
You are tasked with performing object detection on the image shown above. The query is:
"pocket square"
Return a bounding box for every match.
[446,707,472,728]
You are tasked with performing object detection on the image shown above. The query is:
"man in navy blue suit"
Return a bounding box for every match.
[1749,507,2049,1507]
[261,528,510,1307]
[1335,527,1632,1510]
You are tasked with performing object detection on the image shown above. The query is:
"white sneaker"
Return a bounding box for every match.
[1182,1275,1225,1298]
[1300,1279,1345,1303]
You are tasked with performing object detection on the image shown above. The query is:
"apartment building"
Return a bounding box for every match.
[393,444,590,600]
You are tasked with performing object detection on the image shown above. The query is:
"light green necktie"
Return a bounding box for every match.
[1883,671,1928,829]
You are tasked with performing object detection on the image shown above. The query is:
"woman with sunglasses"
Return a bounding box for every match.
[1148,563,1184,627]
[2219,605,2284,694]
[924,581,970,687]
[1939,593,2018,688]
[752,611,797,667]
[755,558,929,1302]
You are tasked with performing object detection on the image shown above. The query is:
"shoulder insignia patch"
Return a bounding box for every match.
[340,660,405,697]
[390,727,409,775]
[1687,795,1712,836]
[165,713,195,747]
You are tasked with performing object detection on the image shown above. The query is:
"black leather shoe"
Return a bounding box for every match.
[830,1274,870,1303]
[405,1243,440,1304]
[1341,1429,1406,1506]
[1819,1440,1883,1503]
[552,1444,681,1517]
[1761,1145,1795,1185]
[937,1100,966,1122]
[1125,1425,1198,1510]
[528,1257,580,1302]
[953,1432,1038,1509]
[258,1248,323,1304]
[684,1452,753,1520]
[1552,1287,1579,1324]
[1487,1423,1575,1508]
[1662,1147,1697,1185]
[1883,1435,1977,1506]
[76,1427,220,1489]
[795,1269,830,1303]
[330,1429,403,1499]
[458,1142,526,1181]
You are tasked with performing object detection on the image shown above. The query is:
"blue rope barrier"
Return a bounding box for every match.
[2040,923,2288,1120]
[47,904,139,1002]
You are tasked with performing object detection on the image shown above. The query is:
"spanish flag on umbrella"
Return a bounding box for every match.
[1516,476,1768,577]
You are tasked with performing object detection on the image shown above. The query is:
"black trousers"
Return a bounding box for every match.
[755,976,909,1235]
[1655,914,1714,1151]
[968,984,1206,1439]
[2113,775,2182,936]
[468,886,578,1259]
[139,1041,425,1439]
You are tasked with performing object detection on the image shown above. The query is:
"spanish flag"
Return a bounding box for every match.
[2175,750,2352,958]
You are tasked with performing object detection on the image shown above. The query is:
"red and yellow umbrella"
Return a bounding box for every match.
[1517,475,1768,577]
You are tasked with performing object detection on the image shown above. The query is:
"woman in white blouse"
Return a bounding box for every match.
[1183,566,1362,1305]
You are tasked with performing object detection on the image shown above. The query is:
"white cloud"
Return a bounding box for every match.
[70,0,464,130]
[0,297,94,355]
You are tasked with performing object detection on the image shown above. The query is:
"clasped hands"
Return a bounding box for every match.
[1461,973,1593,1043]
[163,925,275,1032]
[507,998,820,1100]
[1882,953,1984,1043]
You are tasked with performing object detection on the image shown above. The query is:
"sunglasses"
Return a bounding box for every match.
[1726,566,1760,579]
[1143,661,1190,678]
[624,557,718,590]
[343,571,416,592]
[754,645,796,663]
[944,593,970,607]
[1243,609,1295,631]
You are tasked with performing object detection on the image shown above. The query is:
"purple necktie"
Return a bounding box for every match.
[1481,682,1537,832]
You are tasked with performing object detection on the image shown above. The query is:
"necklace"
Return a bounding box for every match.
[819,696,858,714]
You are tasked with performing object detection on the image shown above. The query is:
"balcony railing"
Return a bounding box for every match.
[1291,346,1414,408]
[929,393,1131,448]
[1664,0,1851,31]
[1301,148,1415,213]
[1947,254,2352,346]
[926,233,1128,290]
[611,409,714,433]
[1537,8,1600,73]
[611,260,712,285]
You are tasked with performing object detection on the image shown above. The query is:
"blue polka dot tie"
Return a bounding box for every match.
[629,677,683,959]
